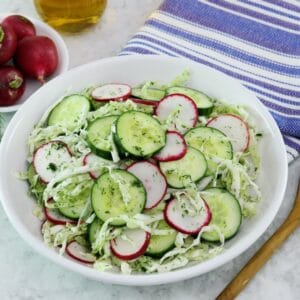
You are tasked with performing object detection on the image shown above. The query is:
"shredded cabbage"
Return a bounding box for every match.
[22,70,263,275]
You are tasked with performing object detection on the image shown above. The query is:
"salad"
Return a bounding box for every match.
[21,71,262,274]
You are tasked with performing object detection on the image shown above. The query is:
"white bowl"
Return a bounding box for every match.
[0,13,69,112]
[0,55,288,285]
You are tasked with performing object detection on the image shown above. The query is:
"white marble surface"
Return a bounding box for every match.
[0,1,300,299]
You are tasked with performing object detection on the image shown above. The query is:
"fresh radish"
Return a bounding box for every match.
[129,97,157,106]
[14,36,58,84]
[2,15,36,40]
[164,198,211,235]
[92,83,131,102]
[206,114,250,152]
[0,66,25,106]
[33,141,72,183]
[155,93,198,134]
[66,240,96,264]
[82,152,103,179]
[127,161,167,209]
[45,206,77,225]
[0,23,17,65]
[110,228,151,260]
[153,131,187,162]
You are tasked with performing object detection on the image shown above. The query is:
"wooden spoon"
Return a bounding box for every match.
[217,181,300,300]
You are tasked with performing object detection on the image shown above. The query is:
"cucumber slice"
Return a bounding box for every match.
[57,180,92,219]
[166,87,213,115]
[91,169,146,226]
[88,217,103,244]
[132,87,165,101]
[87,115,118,160]
[201,188,242,241]
[185,127,233,160]
[145,220,177,257]
[159,147,207,188]
[58,201,87,219]
[115,111,166,157]
[48,94,91,131]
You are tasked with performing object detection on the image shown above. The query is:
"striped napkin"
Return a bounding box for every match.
[120,0,300,163]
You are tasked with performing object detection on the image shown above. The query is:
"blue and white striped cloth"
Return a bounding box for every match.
[120,0,300,163]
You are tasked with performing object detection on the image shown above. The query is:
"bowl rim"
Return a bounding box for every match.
[0,55,288,285]
[0,13,69,113]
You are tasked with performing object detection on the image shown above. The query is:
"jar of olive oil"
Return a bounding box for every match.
[34,0,107,33]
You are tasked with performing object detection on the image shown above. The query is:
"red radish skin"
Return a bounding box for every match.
[2,15,36,40]
[127,161,167,209]
[111,229,151,260]
[155,93,198,134]
[14,36,58,84]
[82,152,102,179]
[44,205,77,225]
[206,113,250,152]
[153,131,187,162]
[164,198,211,235]
[0,23,17,65]
[66,240,96,264]
[92,83,131,102]
[0,66,25,106]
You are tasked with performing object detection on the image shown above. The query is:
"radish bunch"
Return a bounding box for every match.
[0,15,59,106]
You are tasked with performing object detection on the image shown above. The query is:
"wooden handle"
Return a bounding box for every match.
[217,183,300,300]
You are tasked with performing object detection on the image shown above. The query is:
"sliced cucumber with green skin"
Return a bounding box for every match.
[57,182,92,219]
[58,201,87,219]
[91,169,146,226]
[115,111,166,158]
[48,94,91,131]
[201,188,242,242]
[88,217,103,244]
[166,87,214,115]
[159,147,207,188]
[145,220,177,258]
[87,115,118,160]
[185,127,233,160]
[132,87,165,101]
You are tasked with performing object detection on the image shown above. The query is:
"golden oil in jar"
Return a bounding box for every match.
[34,0,107,33]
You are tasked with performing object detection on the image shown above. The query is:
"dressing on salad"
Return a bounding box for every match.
[20,70,262,274]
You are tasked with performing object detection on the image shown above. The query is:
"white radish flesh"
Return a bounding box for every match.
[110,228,151,260]
[153,131,187,162]
[164,198,211,235]
[82,152,103,179]
[127,161,167,209]
[155,94,198,134]
[66,240,96,264]
[92,83,131,101]
[33,141,72,183]
[207,114,250,152]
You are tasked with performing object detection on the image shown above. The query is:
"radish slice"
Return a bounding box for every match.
[129,97,157,106]
[66,240,96,264]
[82,152,103,179]
[155,93,198,134]
[164,198,211,235]
[127,161,167,209]
[44,206,77,225]
[153,131,187,162]
[33,141,72,183]
[206,114,250,152]
[110,228,151,260]
[92,83,131,102]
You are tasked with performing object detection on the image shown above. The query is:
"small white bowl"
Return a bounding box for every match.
[0,13,69,112]
[0,55,288,285]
